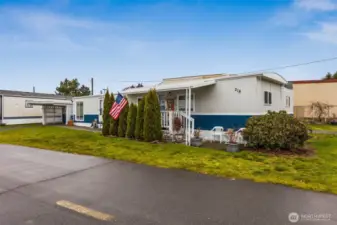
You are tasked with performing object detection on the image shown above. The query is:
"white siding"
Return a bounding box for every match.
[73,96,102,116]
[258,79,293,113]
[2,96,69,125]
[194,77,260,114]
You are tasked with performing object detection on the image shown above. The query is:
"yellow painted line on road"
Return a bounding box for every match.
[56,200,115,221]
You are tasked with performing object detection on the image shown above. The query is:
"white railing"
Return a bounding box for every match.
[161,110,195,145]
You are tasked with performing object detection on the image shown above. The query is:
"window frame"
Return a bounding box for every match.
[76,101,84,121]
[177,93,195,112]
[264,91,272,105]
[286,96,291,108]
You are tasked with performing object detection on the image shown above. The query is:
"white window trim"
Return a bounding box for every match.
[176,93,195,112]
[75,101,84,121]
[264,91,272,106]
[286,96,291,108]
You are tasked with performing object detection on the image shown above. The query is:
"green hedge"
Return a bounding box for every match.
[143,89,162,141]
[135,98,145,140]
[102,90,112,136]
[109,94,119,136]
[117,99,129,137]
[244,111,309,150]
[126,103,137,138]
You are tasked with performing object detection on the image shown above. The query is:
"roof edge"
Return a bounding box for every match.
[292,79,337,84]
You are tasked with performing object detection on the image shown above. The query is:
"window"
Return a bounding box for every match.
[178,94,195,111]
[76,102,84,121]
[286,96,291,108]
[264,91,272,105]
[25,100,33,108]
[158,95,165,111]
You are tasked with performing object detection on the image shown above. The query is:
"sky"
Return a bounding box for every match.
[1,0,337,94]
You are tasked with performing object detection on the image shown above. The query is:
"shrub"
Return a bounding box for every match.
[135,98,145,140]
[117,99,129,137]
[126,103,137,138]
[102,90,112,136]
[143,89,162,141]
[109,94,119,136]
[244,111,308,150]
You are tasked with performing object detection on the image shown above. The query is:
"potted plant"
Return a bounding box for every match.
[191,128,202,147]
[226,129,240,152]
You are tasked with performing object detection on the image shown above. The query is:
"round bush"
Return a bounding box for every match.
[244,111,308,150]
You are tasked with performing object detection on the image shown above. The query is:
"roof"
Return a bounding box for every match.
[122,79,216,94]
[121,72,288,95]
[0,89,71,100]
[26,100,72,106]
[291,79,337,84]
[72,94,104,99]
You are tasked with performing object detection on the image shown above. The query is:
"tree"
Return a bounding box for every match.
[333,71,337,79]
[102,90,112,136]
[135,98,145,140]
[126,103,138,139]
[324,73,332,80]
[310,101,333,121]
[56,78,91,96]
[122,83,144,91]
[143,89,162,142]
[118,99,129,137]
[109,94,119,136]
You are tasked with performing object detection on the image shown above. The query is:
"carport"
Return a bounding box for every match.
[26,100,73,125]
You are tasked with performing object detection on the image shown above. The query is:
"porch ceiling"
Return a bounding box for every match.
[122,79,216,94]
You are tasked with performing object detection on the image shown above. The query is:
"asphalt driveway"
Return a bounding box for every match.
[0,144,336,225]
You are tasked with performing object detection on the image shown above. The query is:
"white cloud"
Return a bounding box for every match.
[304,22,337,44]
[295,0,337,11]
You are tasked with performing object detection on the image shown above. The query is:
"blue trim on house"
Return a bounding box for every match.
[73,114,99,123]
[3,116,42,119]
[192,114,252,130]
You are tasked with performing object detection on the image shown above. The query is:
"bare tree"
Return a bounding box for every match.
[310,101,333,121]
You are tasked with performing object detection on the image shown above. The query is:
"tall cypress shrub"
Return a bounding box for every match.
[118,99,129,137]
[102,90,111,136]
[143,89,162,141]
[126,103,138,138]
[135,98,145,140]
[109,94,119,136]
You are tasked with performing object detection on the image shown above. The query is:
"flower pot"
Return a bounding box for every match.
[226,143,240,152]
[191,137,203,147]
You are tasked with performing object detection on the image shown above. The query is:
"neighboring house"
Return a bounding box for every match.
[0,90,72,125]
[292,79,337,119]
[123,72,293,141]
[72,95,104,127]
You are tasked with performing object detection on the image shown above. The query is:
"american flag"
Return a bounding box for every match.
[109,93,128,120]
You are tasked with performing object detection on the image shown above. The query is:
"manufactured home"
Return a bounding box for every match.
[122,72,293,140]
[0,90,72,125]
[72,95,104,127]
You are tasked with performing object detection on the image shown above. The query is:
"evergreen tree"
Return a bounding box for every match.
[109,94,119,136]
[118,99,129,137]
[126,103,138,138]
[333,71,337,79]
[135,98,145,140]
[324,72,332,80]
[143,89,162,141]
[102,90,111,136]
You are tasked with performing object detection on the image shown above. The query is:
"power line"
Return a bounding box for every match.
[114,56,337,83]
[237,56,337,75]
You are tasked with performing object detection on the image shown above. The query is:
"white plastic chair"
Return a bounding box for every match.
[211,126,224,143]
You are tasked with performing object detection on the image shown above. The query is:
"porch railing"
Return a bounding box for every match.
[161,110,195,145]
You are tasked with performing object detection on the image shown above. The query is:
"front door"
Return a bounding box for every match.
[167,99,175,111]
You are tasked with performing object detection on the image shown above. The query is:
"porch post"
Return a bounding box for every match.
[188,86,192,145]
[41,105,46,125]
[185,88,188,145]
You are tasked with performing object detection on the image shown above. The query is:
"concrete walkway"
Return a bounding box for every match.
[0,144,336,224]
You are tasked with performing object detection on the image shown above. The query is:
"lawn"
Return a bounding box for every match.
[308,124,337,131]
[0,125,337,194]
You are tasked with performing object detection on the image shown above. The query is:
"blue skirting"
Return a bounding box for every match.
[192,114,252,130]
[72,114,99,123]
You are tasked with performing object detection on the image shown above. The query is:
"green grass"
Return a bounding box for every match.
[0,125,337,194]
[308,124,337,131]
